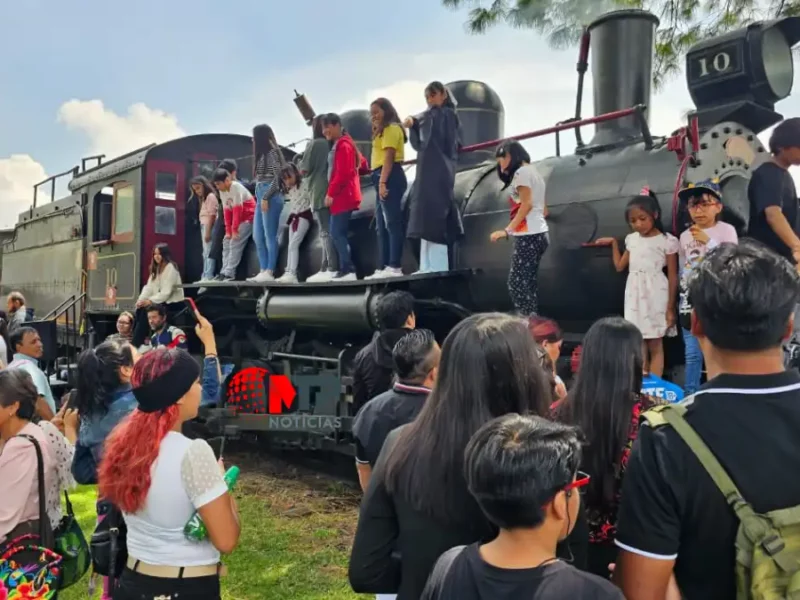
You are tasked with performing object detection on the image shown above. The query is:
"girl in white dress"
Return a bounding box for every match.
[594,188,679,376]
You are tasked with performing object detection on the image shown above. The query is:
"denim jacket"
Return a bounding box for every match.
[79,385,137,462]
[201,356,234,407]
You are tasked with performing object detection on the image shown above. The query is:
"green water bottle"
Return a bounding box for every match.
[184,466,240,542]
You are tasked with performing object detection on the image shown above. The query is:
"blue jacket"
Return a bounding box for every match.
[201,356,234,406]
[79,384,138,462]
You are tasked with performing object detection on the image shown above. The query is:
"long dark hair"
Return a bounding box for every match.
[495,140,531,190]
[383,313,553,524]
[425,81,457,110]
[279,163,302,193]
[625,188,665,234]
[149,243,173,279]
[253,124,279,174]
[75,339,135,419]
[370,97,408,143]
[311,115,325,140]
[189,175,215,201]
[554,317,644,508]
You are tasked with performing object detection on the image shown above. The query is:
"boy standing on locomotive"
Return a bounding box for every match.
[212,168,256,282]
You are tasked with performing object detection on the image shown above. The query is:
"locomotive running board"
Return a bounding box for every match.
[180,268,478,290]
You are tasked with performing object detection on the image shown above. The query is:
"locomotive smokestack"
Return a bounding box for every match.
[587,9,659,148]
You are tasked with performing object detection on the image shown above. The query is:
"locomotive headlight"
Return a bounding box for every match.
[686,17,800,132]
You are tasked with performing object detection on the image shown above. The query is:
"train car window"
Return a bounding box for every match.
[92,187,114,242]
[154,205,176,235]
[112,183,135,243]
[155,172,177,201]
[194,160,216,179]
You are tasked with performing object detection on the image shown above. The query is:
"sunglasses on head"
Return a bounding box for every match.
[564,471,591,493]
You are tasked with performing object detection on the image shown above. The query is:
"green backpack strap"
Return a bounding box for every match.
[661,403,797,574]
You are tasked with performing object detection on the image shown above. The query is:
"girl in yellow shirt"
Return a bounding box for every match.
[366,98,408,279]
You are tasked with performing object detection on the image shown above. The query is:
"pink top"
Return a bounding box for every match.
[678,221,739,275]
[199,193,219,227]
[0,422,56,543]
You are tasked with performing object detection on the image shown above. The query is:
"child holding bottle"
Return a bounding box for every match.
[594,188,679,377]
[676,178,738,393]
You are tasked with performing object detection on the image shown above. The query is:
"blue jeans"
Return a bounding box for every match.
[201,223,216,280]
[682,327,703,395]
[330,210,354,274]
[201,357,235,406]
[371,166,407,269]
[419,239,449,272]
[254,182,285,272]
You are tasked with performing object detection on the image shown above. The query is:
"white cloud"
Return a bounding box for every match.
[57,100,186,159]
[0,155,47,228]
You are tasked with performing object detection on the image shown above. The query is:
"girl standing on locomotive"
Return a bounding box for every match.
[248,124,285,284]
[132,243,185,348]
[366,97,408,279]
[322,112,368,281]
[594,189,679,377]
[190,176,219,283]
[403,81,463,274]
[303,117,338,283]
[277,163,312,283]
[491,140,549,316]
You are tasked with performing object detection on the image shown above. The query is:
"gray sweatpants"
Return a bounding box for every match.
[221,221,253,278]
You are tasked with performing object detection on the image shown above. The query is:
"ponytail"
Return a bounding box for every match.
[75,340,134,419]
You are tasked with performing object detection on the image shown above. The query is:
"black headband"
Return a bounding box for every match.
[133,350,200,413]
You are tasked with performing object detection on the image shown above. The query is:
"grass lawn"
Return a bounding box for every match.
[58,455,367,600]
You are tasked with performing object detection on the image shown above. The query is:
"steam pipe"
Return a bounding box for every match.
[573,28,591,149]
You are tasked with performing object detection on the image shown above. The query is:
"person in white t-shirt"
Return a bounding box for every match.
[490,141,550,316]
[98,347,240,600]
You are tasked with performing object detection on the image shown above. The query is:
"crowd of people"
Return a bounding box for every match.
[3,98,800,600]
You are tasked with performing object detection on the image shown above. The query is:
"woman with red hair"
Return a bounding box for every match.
[98,347,240,599]
[528,316,567,401]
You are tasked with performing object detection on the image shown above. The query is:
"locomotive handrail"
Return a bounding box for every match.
[42,292,86,321]
[33,167,80,208]
[400,104,648,166]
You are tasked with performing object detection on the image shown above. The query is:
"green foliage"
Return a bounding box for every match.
[443,0,800,87]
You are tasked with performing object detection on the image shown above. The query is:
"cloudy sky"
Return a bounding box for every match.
[1,0,799,228]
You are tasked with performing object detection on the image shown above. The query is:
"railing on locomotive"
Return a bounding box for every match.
[399,104,649,167]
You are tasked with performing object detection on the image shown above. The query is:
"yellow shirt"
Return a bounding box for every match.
[371,123,405,169]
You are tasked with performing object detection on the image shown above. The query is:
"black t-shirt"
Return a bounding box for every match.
[420,544,623,600]
[615,370,800,600]
[747,161,799,259]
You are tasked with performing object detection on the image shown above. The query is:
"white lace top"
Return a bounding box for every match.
[124,432,228,566]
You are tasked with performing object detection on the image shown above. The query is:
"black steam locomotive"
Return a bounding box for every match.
[2,9,799,447]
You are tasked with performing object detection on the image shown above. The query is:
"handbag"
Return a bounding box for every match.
[53,491,90,589]
[0,434,63,599]
[89,500,127,591]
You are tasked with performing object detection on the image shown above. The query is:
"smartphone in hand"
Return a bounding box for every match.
[185,298,200,324]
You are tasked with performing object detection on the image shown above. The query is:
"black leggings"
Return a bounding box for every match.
[508,232,549,316]
[114,568,221,600]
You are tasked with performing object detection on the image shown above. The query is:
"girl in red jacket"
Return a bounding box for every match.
[321,113,368,281]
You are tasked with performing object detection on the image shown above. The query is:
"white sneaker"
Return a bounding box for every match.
[307,270,335,283]
[248,270,274,283]
[333,272,357,282]
[365,268,389,280]
[276,272,298,283]
[383,267,403,278]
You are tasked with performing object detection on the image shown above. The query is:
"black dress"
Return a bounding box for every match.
[406,106,464,246]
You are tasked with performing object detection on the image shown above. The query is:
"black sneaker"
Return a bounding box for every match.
[212,274,225,281]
